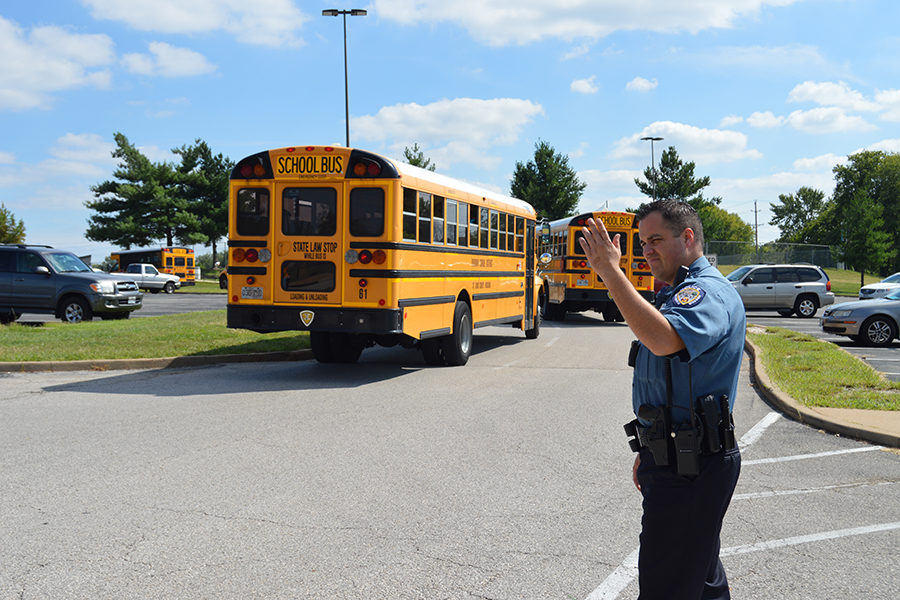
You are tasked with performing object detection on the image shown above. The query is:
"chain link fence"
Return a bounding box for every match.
[705,241,837,268]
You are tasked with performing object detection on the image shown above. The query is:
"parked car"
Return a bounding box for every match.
[858,272,900,300]
[0,244,142,324]
[821,289,900,347]
[725,264,834,318]
[112,263,181,293]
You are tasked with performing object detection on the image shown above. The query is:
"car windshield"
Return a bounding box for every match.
[881,273,900,284]
[45,252,93,273]
[726,265,754,281]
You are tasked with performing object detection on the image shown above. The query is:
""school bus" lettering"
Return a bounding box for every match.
[276,155,344,177]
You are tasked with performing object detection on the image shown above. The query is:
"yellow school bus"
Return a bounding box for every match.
[538,211,654,321]
[225,146,541,365]
[110,247,196,285]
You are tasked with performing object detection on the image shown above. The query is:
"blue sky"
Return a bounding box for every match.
[2,0,899,263]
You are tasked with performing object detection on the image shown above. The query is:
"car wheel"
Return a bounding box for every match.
[163,281,175,294]
[61,296,92,323]
[860,316,897,347]
[793,294,818,318]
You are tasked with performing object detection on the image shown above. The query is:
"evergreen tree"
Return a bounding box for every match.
[634,146,720,211]
[402,143,436,171]
[173,140,234,265]
[86,132,199,248]
[0,203,26,243]
[510,140,585,220]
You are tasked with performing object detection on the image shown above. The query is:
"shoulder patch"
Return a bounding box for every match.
[673,285,706,307]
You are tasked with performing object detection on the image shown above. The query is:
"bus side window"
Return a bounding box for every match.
[402,187,417,241]
[446,199,457,246]
[480,207,489,248]
[418,192,432,243]
[469,204,478,247]
[433,195,444,244]
[515,217,524,253]
[498,212,507,251]
[458,202,468,246]
[349,187,385,237]
[236,188,270,236]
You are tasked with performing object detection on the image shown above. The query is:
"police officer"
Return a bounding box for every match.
[579,199,744,600]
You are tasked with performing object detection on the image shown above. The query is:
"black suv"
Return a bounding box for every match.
[0,245,143,324]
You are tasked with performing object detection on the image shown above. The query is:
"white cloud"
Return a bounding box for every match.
[373,0,803,46]
[82,0,308,47]
[875,89,900,122]
[788,80,880,112]
[353,98,544,169]
[792,153,844,172]
[626,77,658,92]
[0,151,14,164]
[0,16,114,110]
[786,107,876,134]
[747,111,786,128]
[611,121,762,165]
[122,42,217,77]
[719,115,744,127]
[571,76,599,94]
[865,138,900,153]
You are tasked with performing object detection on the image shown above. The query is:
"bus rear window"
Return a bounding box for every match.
[349,188,384,237]
[283,188,336,236]
[237,188,270,236]
[281,261,335,292]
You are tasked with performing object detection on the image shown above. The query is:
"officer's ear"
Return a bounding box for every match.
[682,227,695,246]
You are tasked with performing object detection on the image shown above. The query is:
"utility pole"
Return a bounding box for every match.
[753,200,760,263]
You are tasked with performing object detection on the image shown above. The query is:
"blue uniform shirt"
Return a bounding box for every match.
[632,256,746,425]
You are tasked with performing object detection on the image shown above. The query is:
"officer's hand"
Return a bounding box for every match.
[632,455,641,492]
[579,218,622,279]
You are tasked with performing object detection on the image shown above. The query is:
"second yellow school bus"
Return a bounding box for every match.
[225,146,542,365]
[110,247,196,285]
[538,211,655,321]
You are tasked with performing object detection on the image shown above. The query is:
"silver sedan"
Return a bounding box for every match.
[821,289,900,347]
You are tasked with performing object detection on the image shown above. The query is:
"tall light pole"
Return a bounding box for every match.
[322,8,367,147]
[640,136,664,200]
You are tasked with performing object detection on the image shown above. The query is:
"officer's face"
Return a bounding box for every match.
[638,212,692,285]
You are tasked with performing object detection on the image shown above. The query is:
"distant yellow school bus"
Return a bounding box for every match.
[110,247,196,285]
[225,146,542,365]
[538,211,654,321]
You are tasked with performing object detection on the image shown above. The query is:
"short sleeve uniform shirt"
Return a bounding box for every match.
[632,256,746,424]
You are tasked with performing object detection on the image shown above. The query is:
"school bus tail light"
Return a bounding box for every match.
[358,250,373,264]
[373,250,386,264]
[233,248,246,262]
[245,248,259,263]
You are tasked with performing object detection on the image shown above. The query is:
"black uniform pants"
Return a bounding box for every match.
[636,446,741,600]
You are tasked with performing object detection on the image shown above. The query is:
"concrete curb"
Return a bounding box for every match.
[0,349,313,373]
[744,338,899,448]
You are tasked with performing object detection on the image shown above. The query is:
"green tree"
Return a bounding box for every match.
[173,139,234,265]
[402,143,436,171]
[634,146,720,211]
[769,186,826,243]
[831,150,899,279]
[86,132,200,248]
[0,203,26,243]
[510,140,585,220]
[697,204,754,243]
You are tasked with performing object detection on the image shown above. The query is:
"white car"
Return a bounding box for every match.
[859,272,900,300]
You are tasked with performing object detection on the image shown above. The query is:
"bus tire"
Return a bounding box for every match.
[542,294,564,321]
[441,301,473,366]
[525,311,540,339]
[421,338,446,366]
[163,281,175,294]
[310,331,336,363]
[330,333,364,363]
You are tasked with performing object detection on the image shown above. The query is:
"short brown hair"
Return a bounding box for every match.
[635,200,704,247]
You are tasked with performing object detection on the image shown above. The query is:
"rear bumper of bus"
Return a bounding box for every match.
[561,288,655,309]
[227,305,403,334]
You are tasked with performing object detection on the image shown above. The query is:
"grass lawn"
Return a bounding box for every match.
[0,310,308,362]
[747,325,900,411]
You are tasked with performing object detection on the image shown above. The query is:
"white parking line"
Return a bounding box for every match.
[738,411,781,450]
[544,335,559,348]
[719,521,900,557]
[733,480,896,501]
[742,446,881,466]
